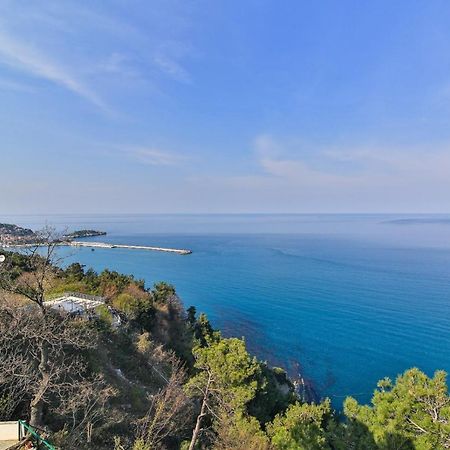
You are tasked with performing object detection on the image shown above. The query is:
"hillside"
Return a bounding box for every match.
[0,223,35,244]
[0,248,449,449]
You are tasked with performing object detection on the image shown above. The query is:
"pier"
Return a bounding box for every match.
[68,241,192,255]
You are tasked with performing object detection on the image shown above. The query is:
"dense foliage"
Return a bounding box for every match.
[0,250,449,449]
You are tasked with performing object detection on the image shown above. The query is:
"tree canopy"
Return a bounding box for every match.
[1,242,449,449]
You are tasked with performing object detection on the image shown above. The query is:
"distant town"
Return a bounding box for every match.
[0,223,106,246]
[0,223,35,244]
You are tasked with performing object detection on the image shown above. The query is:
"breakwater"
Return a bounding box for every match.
[68,241,192,255]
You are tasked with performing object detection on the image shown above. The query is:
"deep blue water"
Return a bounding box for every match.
[3,214,450,407]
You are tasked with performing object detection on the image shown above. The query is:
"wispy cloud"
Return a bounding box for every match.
[153,53,191,83]
[0,1,197,114]
[252,134,450,185]
[253,134,350,184]
[97,53,140,79]
[184,134,450,211]
[124,147,187,166]
[0,29,108,111]
[152,40,194,83]
[253,134,282,158]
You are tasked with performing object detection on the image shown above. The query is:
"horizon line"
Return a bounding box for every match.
[2,212,450,217]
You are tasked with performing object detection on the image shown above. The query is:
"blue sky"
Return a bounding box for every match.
[1,0,450,213]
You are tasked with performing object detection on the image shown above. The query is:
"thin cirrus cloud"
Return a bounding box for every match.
[0,29,108,111]
[0,2,194,113]
[181,135,450,213]
[252,134,349,184]
[252,134,450,189]
[153,52,191,83]
[125,147,188,166]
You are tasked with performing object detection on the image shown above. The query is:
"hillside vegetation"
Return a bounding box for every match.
[0,240,449,449]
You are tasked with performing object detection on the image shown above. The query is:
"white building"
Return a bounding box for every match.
[44,292,121,327]
[45,293,104,314]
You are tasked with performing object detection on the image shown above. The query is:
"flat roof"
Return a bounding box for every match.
[44,295,104,313]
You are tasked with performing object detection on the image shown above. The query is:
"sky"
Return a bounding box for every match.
[1,0,450,214]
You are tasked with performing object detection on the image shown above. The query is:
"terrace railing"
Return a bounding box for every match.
[18,420,56,450]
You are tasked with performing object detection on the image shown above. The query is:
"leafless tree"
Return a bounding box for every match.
[0,298,99,429]
[0,227,76,428]
[0,362,29,421]
[134,358,192,450]
[56,374,116,449]
[0,227,70,308]
[0,226,68,311]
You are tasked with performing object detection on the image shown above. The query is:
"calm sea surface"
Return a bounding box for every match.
[3,214,450,407]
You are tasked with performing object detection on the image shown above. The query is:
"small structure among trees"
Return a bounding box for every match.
[45,292,105,314]
[44,292,121,327]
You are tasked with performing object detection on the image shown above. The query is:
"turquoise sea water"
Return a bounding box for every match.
[3,214,450,407]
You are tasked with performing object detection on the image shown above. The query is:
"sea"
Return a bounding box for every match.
[3,213,450,407]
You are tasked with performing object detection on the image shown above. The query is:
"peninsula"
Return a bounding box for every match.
[63,229,107,239]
